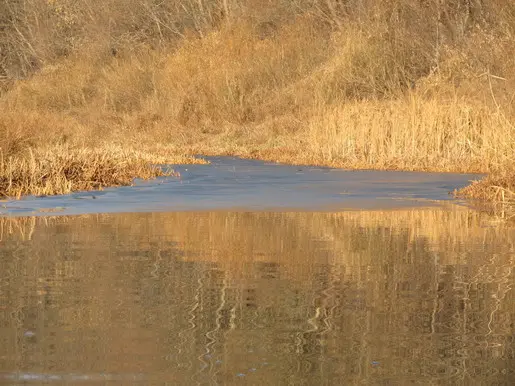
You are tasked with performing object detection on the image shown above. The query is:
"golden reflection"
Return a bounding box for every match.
[0,207,513,384]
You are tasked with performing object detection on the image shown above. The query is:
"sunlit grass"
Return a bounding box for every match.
[456,170,515,220]
[0,145,196,198]
[0,1,513,202]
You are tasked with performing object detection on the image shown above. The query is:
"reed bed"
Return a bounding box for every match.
[0,145,184,198]
[0,1,513,203]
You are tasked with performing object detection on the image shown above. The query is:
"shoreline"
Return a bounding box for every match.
[1,147,511,221]
[2,153,506,220]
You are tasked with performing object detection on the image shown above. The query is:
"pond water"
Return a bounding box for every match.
[1,156,480,216]
[0,158,513,385]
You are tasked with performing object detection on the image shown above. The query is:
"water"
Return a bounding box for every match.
[1,210,513,384]
[0,156,481,216]
[0,158,513,385]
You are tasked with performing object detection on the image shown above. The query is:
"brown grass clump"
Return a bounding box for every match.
[0,145,182,198]
[455,171,515,220]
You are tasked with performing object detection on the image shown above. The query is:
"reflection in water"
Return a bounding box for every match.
[0,208,514,384]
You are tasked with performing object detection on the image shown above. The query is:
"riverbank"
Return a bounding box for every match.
[1,1,513,212]
[0,144,208,198]
[2,156,483,217]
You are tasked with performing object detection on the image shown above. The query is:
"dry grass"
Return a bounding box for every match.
[0,1,513,200]
[455,170,515,220]
[0,145,195,198]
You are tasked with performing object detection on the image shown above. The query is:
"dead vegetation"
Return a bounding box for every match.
[0,145,186,198]
[455,170,515,220]
[0,1,513,201]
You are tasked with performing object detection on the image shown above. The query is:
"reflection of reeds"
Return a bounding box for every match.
[1,206,513,261]
[0,215,37,241]
[0,208,513,383]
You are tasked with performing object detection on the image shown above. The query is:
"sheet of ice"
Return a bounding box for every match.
[0,156,481,217]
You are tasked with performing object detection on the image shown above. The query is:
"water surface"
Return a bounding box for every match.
[0,209,513,384]
[0,157,481,216]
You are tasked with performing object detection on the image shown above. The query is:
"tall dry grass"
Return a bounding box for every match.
[0,145,183,198]
[0,1,514,199]
[456,169,515,220]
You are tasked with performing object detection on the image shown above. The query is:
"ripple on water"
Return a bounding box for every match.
[0,195,512,384]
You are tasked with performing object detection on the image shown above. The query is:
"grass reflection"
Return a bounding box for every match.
[0,208,513,384]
